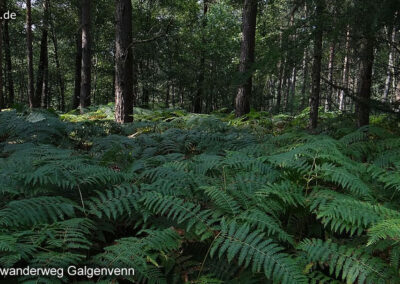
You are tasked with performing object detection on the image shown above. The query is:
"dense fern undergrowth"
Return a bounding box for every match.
[1,105,400,283]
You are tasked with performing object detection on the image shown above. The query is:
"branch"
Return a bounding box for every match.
[132,20,173,45]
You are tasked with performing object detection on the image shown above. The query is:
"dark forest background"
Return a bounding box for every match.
[0,0,399,127]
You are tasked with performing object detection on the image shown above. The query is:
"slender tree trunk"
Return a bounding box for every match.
[80,0,92,111]
[141,60,150,108]
[339,27,350,111]
[276,57,284,112]
[396,79,400,107]
[235,0,257,117]
[357,35,374,127]
[4,16,14,107]
[301,49,308,109]
[282,65,290,111]
[36,0,49,108]
[132,57,138,107]
[300,3,308,110]
[171,84,175,108]
[289,66,297,113]
[43,61,49,108]
[51,21,65,111]
[309,0,324,129]
[92,54,98,104]
[194,0,208,113]
[73,5,82,109]
[114,0,133,123]
[383,27,396,102]
[325,43,335,112]
[27,0,36,108]
[165,83,170,108]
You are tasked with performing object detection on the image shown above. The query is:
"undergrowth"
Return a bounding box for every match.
[1,105,400,283]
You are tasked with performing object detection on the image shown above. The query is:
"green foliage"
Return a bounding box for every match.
[1,109,400,283]
[299,239,393,283]
[210,221,307,284]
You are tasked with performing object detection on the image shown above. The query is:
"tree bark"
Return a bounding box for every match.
[300,49,308,109]
[275,57,284,113]
[193,0,208,113]
[339,27,350,111]
[235,0,257,117]
[36,0,50,108]
[165,83,170,108]
[325,43,335,112]
[309,0,324,129]
[4,14,14,107]
[383,27,396,102]
[72,4,82,109]
[79,0,92,111]
[289,66,297,114]
[114,0,133,123]
[27,0,36,108]
[50,17,65,112]
[357,35,374,127]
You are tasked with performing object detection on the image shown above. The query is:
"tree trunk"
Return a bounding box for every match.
[132,58,138,106]
[301,49,308,109]
[325,43,335,112]
[383,27,396,102]
[36,0,50,109]
[309,0,324,129]
[114,0,133,123]
[276,57,284,113]
[92,54,98,104]
[339,27,350,111]
[165,83,170,108]
[27,0,36,108]
[357,35,374,127]
[51,20,65,111]
[73,5,82,109]
[4,14,14,107]
[193,0,208,113]
[396,78,400,107]
[290,67,297,114]
[80,0,92,111]
[171,84,175,108]
[235,0,257,117]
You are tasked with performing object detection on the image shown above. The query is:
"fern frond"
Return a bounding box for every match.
[256,181,305,208]
[367,219,400,245]
[299,238,392,283]
[86,184,140,219]
[0,197,77,227]
[210,221,307,284]
[141,192,220,239]
[202,186,240,215]
[319,163,371,198]
[237,209,294,243]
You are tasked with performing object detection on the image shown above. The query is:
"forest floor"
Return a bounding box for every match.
[1,105,400,283]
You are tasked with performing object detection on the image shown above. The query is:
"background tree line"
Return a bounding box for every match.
[0,0,399,128]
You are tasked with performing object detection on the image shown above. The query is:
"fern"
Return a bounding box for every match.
[319,163,371,198]
[367,219,400,245]
[299,239,393,283]
[2,109,400,283]
[210,221,307,284]
[202,186,240,215]
[86,184,140,219]
[141,192,220,239]
[0,197,77,227]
